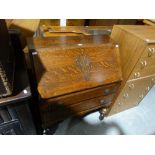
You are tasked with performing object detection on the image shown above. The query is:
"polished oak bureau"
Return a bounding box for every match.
[27,35,122,128]
[109,25,155,115]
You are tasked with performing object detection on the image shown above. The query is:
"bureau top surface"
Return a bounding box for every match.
[28,35,122,99]
[27,34,112,49]
[115,25,155,43]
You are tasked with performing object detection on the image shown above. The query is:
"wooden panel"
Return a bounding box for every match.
[41,93,115,128]
[29,35,122,99]
[115,25,155,43]
[89,19,119,26]
[67,19,85,26]
[111,25,146,83]
[88,19,137,26]
[8,19,40,49]
[143,19,155,26]
[28,35,111,49]
[110,25,155,116]
[109,74,155,115]
[34,45,121,99]
[39,19,60,26]
[39,19,85,26]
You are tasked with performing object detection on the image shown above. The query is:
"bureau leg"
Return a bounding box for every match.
[99,113,105,120]
[99,108,108,121]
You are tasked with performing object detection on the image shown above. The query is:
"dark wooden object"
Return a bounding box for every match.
[28,35,122,128]
[0,19,14,97]
[0,30,36,135]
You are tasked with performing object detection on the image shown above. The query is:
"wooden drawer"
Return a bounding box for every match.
[109,74,155,115]
[40,83,119,111]
[41,94,115,127]
[129,56,155,80]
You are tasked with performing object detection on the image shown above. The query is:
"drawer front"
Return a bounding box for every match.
[40,94,115,128]
[109,74,155,115]
[129,56,155,80]
[41,83,120,111]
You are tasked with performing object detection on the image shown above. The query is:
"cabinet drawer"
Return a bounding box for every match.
[129,56,155,80]
[41,94,115,127]
[109,74,155,115]
[41,93,115,112]
[40,83,120,111]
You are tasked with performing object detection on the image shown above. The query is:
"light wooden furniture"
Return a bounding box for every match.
[109,25,155,115]
[27,35,122,128]
[6,19,40,49]
[39,19,85,26]
[88,19,138,26]
[143,19,155,26]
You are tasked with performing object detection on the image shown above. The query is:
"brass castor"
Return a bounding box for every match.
[99,113,105,120]
[99,108,108,121]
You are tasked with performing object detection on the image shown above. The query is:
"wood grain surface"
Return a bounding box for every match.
[29,35,122,99]
[110,25,155,115]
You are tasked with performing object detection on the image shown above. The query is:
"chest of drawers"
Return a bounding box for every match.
[27,35,122,128]
[110,25,155,115]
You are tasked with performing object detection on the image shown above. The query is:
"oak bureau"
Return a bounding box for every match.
[27,35,122,128]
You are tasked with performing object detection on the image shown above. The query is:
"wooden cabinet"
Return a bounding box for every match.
[110,74,155,114]
[110,25,155,115]
[27,35,122,128]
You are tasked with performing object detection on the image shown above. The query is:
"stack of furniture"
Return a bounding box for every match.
[27,34,122,129]
[109,25,155,115]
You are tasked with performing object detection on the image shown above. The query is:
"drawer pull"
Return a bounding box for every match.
[128,83,135,89]
[123,93,129,99]
[140,60,147,68]
[118,102,123,106]
[152,78,155,84]
[103,89,110,95]
[57,101,64,105]
[148,48,155,57]
[145,86,150,92]
[139,94,144,99]
[134,72,141,78]
[100,99,107,105]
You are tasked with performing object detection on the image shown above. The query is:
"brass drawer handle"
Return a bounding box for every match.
[134,72,141,78]
[140,60,147,69]
[58,101,64,105]
[139,94,144,99]
[100,99,107,105]
[145,86,150,92]
[123,93,129,99]
[103,89,110,95]
[118,102,123,106]
[152,78,155,84]
[128,83,135,89]
[148,48,155,57]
